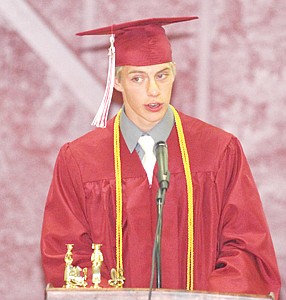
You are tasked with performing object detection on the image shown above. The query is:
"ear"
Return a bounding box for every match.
[114,77,124,92]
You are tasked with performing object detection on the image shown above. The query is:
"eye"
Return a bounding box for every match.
[131,75,144,83]
[156,72,169,80]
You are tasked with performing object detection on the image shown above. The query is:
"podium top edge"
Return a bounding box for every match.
[45,285,272,299]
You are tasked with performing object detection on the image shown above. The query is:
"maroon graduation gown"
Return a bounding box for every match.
[41,111,281,298]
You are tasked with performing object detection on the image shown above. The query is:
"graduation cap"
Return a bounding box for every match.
[77,16,198,127]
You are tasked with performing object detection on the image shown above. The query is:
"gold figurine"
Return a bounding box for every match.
[63,244,87,288]
[64,244,74,285]
[91,243,104,288]
[108,268,125,288]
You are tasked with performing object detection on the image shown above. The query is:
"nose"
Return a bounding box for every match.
[147,79,160,97]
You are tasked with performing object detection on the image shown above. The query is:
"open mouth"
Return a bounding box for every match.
[146,103,161,109]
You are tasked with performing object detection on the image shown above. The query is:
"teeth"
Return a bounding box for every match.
[149,103,158,108]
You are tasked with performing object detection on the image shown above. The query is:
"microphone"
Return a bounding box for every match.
[149,141,170,291]
[154,141,170,190]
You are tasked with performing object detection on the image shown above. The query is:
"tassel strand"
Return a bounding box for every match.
[91,34,115,127]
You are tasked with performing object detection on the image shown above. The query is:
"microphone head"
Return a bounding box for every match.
[154,141,168,162]
[154,141,170,189]
[154,141,167,151]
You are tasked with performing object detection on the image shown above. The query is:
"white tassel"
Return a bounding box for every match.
[91,34,116,127]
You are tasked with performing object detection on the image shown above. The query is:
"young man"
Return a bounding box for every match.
[41,17,281,298]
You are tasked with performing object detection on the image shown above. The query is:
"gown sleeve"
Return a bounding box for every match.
[207,137,281,299]
[40,143,110,287]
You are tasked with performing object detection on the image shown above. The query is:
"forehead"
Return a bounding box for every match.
[122,62,172,74]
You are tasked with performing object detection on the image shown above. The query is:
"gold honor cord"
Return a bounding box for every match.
[113,106,194,290]
[114,111,123,278]
[170,105,194,290]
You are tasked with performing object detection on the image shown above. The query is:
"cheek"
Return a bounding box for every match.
[126,86,146,99]
[161,82,174,94]
[122,88,141,107]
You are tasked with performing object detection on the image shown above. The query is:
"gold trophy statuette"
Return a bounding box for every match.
[108,268,125,288]
[63,244,87,288]
[91,243,104,288]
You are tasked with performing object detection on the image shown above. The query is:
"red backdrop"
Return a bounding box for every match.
[0,1,285,299]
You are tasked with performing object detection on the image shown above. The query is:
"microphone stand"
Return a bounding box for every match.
[149,179,169,300]
[155,186,167,288]
[155,161,170,287]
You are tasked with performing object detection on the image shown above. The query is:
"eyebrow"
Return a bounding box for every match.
[128,70,145,75]
[127,67,171,75]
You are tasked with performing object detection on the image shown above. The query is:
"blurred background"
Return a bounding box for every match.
[0,1,285,299]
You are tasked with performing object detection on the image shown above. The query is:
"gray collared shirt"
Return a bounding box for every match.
[120,105,175,160]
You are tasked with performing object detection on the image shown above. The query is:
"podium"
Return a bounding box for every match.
[45,287,273,300]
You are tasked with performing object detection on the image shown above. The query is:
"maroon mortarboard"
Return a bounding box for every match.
[76,16,198,127]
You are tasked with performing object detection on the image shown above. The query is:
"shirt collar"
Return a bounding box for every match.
[120,105,174,153]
